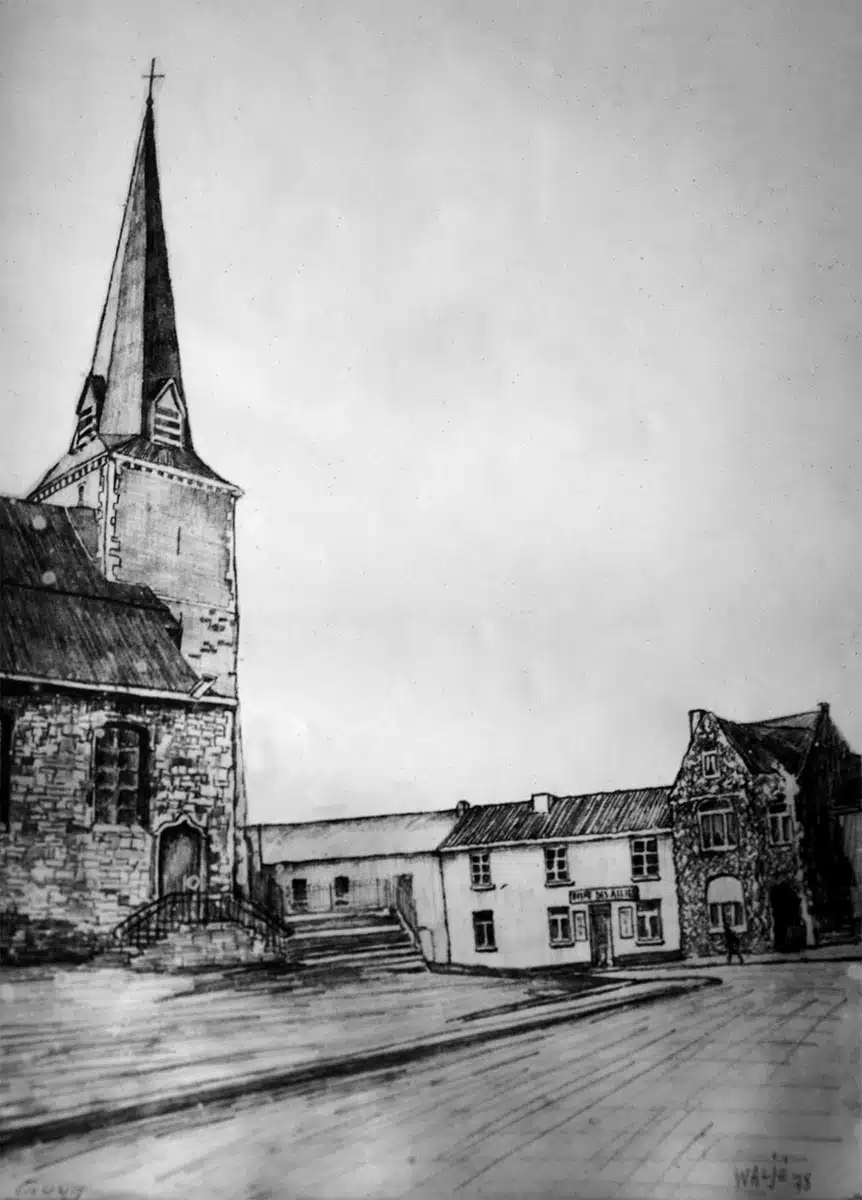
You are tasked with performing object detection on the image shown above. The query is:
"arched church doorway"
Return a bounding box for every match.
[770,882,804,952]
[158,821,207,895]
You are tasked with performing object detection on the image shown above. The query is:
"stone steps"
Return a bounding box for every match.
[290,910,426,975]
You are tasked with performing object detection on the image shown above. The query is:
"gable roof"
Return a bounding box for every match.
[0,496,201,696]
[254,809,460,865]
[717,710,822,776]
[438,787,671,852]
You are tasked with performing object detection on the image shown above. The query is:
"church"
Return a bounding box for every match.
[0,78,249,962]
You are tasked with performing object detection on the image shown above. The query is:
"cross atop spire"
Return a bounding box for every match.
[76,70,190,450]
[144,57,165,106]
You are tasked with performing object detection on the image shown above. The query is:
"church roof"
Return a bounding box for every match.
[91,94,185,438]
[31,84,231,498]
[0,496,202,696]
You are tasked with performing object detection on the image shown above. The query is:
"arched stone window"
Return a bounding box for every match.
[93,723,149,826]
[706,875,746,931]
[698,796,738,852]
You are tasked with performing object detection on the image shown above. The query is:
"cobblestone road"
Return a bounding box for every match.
[1,962,859,1200]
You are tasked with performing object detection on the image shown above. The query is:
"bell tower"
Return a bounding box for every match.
[29,65,241,698]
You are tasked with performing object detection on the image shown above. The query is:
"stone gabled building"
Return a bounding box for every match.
[1,83,249,962]
[670,704,860,957]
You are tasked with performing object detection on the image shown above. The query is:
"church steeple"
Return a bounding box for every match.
[72,68,194,457]
[30,67,240,697]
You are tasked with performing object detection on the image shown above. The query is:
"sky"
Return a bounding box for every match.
[1,1,860,823]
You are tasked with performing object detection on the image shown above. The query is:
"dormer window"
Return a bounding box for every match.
[151,382,185,448]
[74,404,97,448]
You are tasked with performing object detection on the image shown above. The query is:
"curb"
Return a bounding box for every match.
[622,954,862,971]
[0,976,719,1154]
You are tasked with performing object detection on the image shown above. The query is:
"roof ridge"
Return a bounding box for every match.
[252,808,456,830]
[3,578,170,614]
[742,709,820,728]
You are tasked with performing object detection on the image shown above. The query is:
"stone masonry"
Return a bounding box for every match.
[671,712,811,957]
[0,687,237,961]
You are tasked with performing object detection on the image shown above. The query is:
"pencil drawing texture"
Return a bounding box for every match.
[1,29,861,1200]
[1,77,261,970]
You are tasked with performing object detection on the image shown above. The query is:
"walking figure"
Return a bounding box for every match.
[723,916,745,965]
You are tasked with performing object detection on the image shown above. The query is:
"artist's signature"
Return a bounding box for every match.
[734,1153,811,1194]
[14,1183,85,1200]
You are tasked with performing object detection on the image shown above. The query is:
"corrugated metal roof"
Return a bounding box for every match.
[255,810,460,865]
[1,496,198,694]
[438,787,671,851]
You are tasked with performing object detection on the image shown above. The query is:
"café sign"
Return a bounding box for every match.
[568,886,639,904]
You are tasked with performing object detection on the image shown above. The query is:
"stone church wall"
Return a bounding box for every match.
[109,461,239,697]
[0,688,237,962]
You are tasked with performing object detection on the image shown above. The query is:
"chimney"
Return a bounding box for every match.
[689,709,706,737]
[531,792,554,815]
[818,702,829,717]
[455,799,470,817]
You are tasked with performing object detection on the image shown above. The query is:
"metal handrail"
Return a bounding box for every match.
[112,891,294,952]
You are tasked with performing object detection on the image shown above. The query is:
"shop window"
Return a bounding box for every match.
[472,909,496,952]
[544,844,570,885]
[548,907,573,946]
[636,900,663,943]
[706,875,746,931]
[573,910,588,941]
[93,723,148,826]
[470,850,492,889]
[630,836,659,880]
[618,906,634,939]
[698,796,738,851]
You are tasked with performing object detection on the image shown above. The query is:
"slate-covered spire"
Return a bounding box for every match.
[83,86,187,442]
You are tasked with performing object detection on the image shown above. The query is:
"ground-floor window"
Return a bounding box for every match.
[472,909,497,951]
[706,875,746,931]
[572,909,588,941]
[618,905,635,939]
[636,900,663,943]
[548,907,573,946]
[709,900,744,931]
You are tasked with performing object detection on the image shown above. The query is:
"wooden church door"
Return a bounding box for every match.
[158,822,206,895]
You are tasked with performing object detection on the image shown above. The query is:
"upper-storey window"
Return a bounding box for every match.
[470,851,492,889]
[152,386,184,448]
[768,798,793,845]
[630,836,660,880]
[698,796,738,852]
[544,845,570,885]
[93,723,149,826]
[702,751,718,778]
